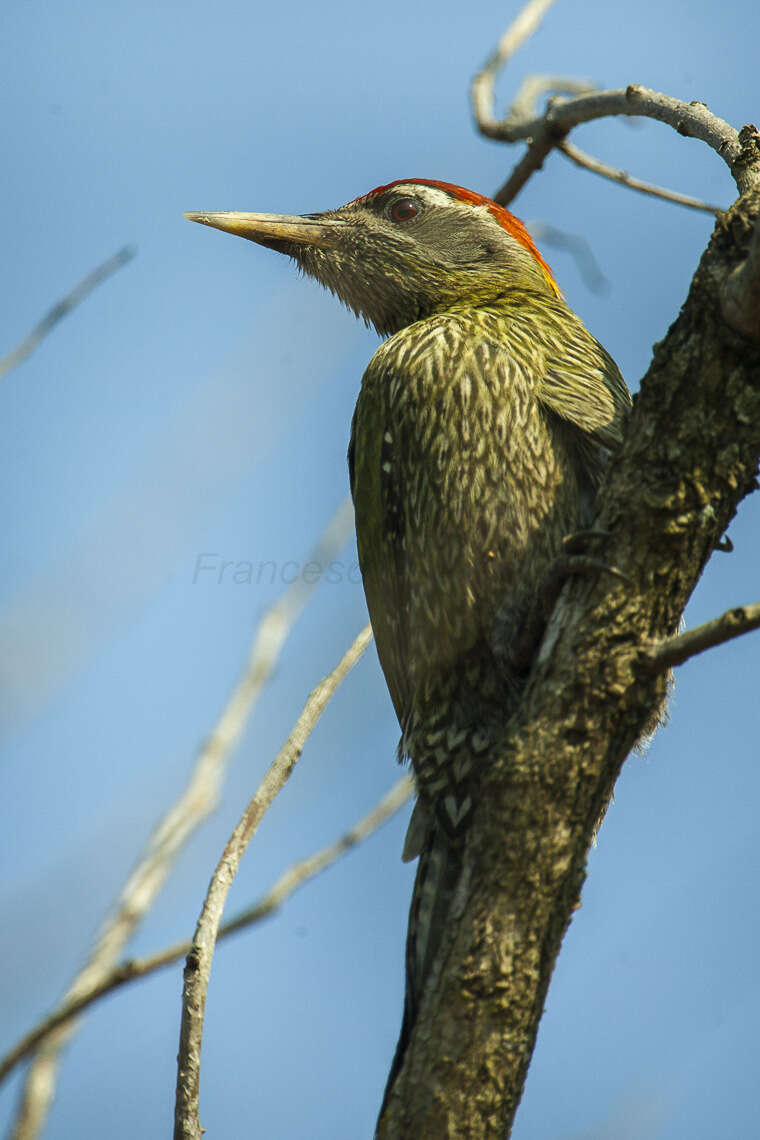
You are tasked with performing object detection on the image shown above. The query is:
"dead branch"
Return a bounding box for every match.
[642,603,760,672]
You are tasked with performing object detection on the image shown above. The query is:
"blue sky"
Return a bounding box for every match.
[1,0,758,1136]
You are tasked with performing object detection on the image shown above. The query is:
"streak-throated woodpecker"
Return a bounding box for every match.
[186,179,631,1093]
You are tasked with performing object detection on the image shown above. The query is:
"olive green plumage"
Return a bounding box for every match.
[185,177,630,1101]
[350,290,627,841]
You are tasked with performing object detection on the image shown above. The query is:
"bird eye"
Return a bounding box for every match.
[389,197,420,223]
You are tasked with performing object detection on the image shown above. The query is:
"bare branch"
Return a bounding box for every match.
[559,139,721,214]
[0,246,136,380]
[0,773,411,1087]
[486,83,744,177]
[492,135,560,207]
[173,624,373,1140]
[488,86,739,159]
[8,499,354,1140]
[492,87,751,204]
[473,5,758,203]
[722,206,760,341]
[642,603,760,672]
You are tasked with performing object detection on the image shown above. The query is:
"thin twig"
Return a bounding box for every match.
[560,139,722,214]
[8,499,354,1140]
[493,135,561,207]
[0,246,136,380]
[0,773,411,1086]
[173,624,373,1140]
[722,205,760,341]
[642,603,760,672]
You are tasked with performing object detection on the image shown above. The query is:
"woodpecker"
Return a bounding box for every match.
[186,179,630,1094]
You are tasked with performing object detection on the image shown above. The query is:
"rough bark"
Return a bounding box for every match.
[377,188,760,1138]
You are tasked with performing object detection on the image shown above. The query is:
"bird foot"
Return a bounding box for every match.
[561,527,612,554]
[509,542,630,671]
[541,553,631,616]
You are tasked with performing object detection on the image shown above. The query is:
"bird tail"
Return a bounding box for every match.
[380,817,465,1109]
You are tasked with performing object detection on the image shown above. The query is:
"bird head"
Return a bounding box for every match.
[186,179,560,337]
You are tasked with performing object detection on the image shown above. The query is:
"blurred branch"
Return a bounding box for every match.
[559,139,721,214]
[472,0,560,118]
[173,622,372,1140]
[7,498,354,1140]
[0,246,136,380]
[509,73,596,121]
[0,772,411,1086]
[642,603,760,672]
[471,1,757,206]
[526,221,609,293]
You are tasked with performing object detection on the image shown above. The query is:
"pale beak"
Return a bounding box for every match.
[184,211,343,249]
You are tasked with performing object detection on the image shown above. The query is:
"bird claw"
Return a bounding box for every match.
[562,528,612,555]
[501,548,630,673]
[537,552,631,630]
[555,528,631,594]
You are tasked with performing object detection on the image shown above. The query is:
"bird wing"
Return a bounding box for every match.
[536,303,631,450]
[449,294,630,452]
[349,373,411,734]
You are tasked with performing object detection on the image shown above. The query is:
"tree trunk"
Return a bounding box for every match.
[377,187,760,1140]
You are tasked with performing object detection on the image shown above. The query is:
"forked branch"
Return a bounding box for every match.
[0,773,412,1087]
[472,0,759,204]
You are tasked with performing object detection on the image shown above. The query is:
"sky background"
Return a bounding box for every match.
[1,1,758,1137]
